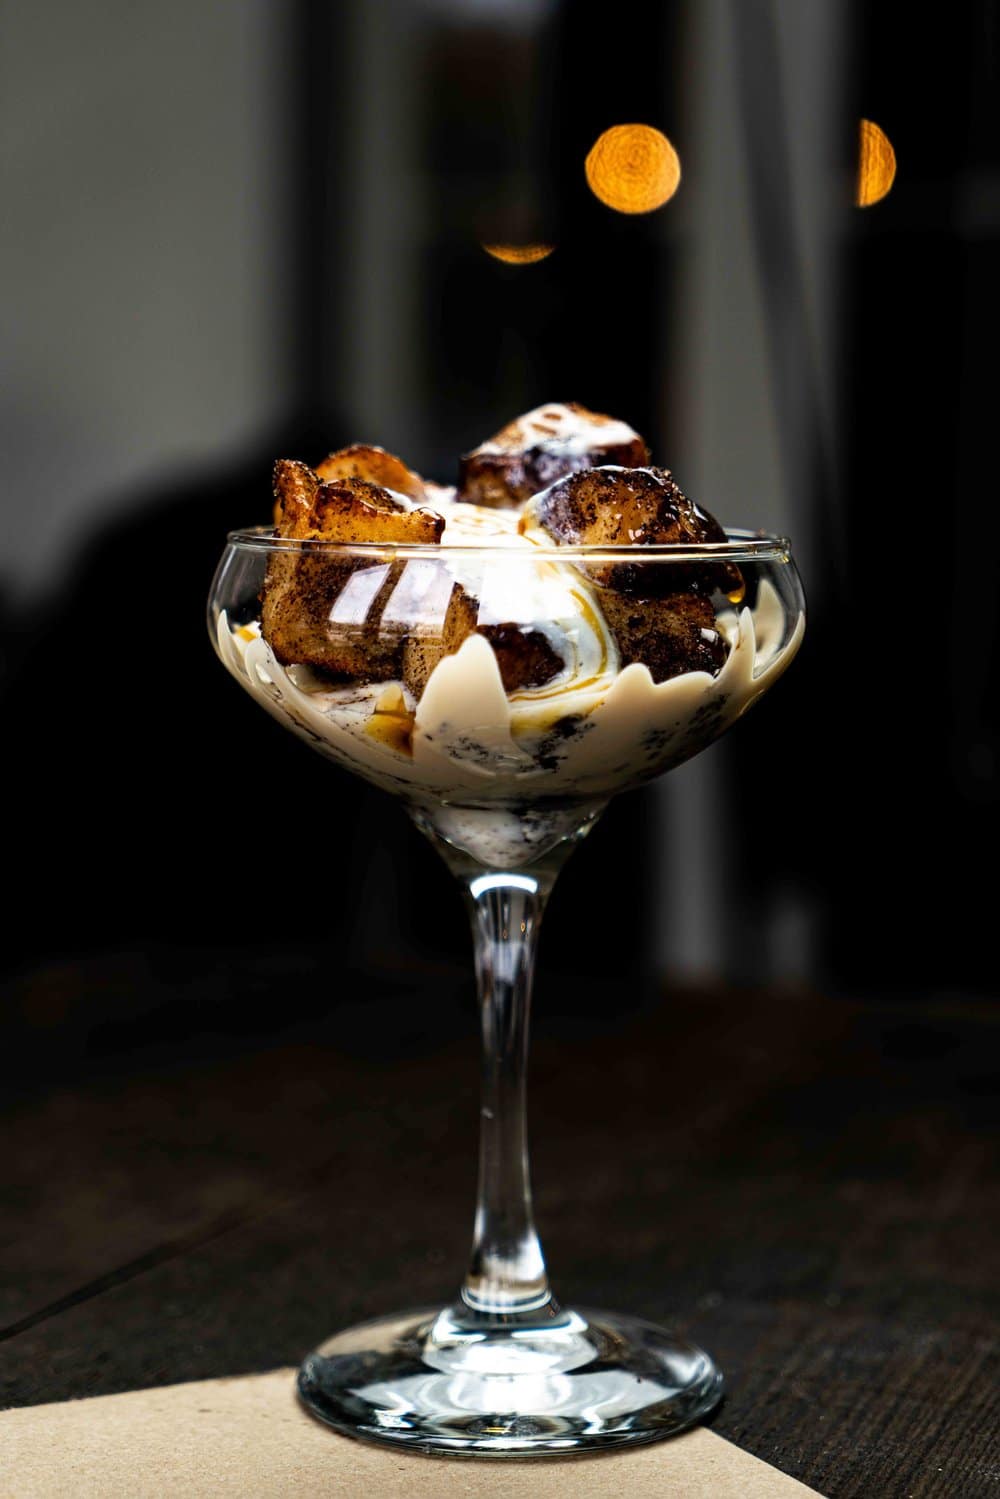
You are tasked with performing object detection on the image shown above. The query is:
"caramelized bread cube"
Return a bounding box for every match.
[271,456,320,531]
[401,581,480,699]
[479,624,564,693]
[525,465,734,677]
[314,444,427,502]
[273,467,444,545]
[522,464,724,549]
[308,479,444,545]
[262,554,403,681]
[523,465,740,597]
[597,589,728,683]
[400,593,565,699]
[458,402,649,509]
[262,470,445,679]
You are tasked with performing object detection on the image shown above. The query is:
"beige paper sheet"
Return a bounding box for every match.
[0,1369,823,1497]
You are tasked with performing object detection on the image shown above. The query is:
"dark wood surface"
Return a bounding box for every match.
[0,964,997,1498]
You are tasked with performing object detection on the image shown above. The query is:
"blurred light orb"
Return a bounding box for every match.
[585,124,681,214]
[856,119,896,207]
[482,242,555,264]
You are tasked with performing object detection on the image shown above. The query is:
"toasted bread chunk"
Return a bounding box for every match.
[597,589,728,683]
[522,464,724,548]
[262,554,404,681]
[309,478,444,544]
[400,595,565,699]
[523,465,739,597]
[273,468,444,545]
[401,581,480,699]
[479,624,564,693]
[458,402,649,509]
[262,471,446,679]
[271,457,320,530]
[315,444,427,501]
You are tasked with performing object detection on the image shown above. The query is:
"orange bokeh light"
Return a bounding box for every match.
[482,243,555,265]
[585,124,681,214]
[856,119,896,207]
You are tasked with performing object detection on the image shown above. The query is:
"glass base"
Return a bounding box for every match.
[297,1302,723,1456]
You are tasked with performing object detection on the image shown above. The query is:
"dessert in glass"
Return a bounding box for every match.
[208,403,805,1456]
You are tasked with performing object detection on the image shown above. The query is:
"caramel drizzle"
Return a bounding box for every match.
[507,573,616,710]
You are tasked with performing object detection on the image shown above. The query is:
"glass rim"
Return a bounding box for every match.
[223,524,793,564]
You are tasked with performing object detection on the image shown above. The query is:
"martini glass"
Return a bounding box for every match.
[208,527,804,1456]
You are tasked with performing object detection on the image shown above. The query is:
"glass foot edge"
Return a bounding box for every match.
[297,1305,723,1457]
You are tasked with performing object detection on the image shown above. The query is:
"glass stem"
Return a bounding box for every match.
[461,870,553,1316]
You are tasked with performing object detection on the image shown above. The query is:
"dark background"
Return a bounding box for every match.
[4,0,998,1035]
[1,3,998,1493]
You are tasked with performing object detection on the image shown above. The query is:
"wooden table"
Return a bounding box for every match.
[1,958,996,1497]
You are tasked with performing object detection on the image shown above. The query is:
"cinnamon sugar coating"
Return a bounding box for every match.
[458,402,649,509]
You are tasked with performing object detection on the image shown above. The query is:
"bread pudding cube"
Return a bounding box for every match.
[262,466,445,680]
[458,402,649,509]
